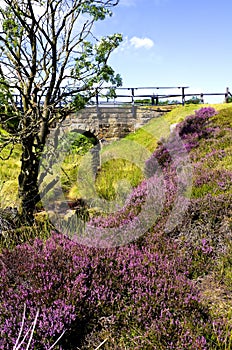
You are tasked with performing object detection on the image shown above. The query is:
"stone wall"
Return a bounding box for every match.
[63,105,173,141]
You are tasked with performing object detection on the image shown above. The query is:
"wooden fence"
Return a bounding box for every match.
[11,86,232,109]
[94,86,232,106]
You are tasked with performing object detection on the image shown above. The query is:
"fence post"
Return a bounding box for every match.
[181,87,185,106]
[200,93,204,104]
[151,95,155,106]
[95,89,99,115]
[131,88,135,105]
[225,87,229,103]
[95,89,99,105]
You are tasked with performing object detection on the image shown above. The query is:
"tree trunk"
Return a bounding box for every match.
[18,135,41,223]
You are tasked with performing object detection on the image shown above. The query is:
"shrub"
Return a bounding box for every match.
[175,107,217,152]
[145,107,217,177]
[177,107,217,137]
[0,232,217,349]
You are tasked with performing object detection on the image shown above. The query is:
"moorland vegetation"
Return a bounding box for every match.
[0,103,232,349]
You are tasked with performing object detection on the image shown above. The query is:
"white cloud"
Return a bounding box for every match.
[129,36,154,49]
[112,36,155,55]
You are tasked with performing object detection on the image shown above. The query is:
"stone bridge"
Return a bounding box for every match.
[62,105,173,142]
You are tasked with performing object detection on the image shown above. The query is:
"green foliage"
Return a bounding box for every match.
[158,99,180,105]
[81,1,113,20]
[66,133,96,152]
[72,34,123,96]
[0,79,20,132]
[0,219,52,252]
[2,7,23,47]
[134,98,180,105]
[72,94,90,110]
[134,98,151,105]
[186,96,202,104]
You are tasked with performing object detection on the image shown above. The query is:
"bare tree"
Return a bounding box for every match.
[0,0,122,222]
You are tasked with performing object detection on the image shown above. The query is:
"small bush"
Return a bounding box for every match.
[0,232,218,349]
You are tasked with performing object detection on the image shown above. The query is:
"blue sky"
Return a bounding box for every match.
[94,0,232,103]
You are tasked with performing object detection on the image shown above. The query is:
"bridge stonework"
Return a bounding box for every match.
[63,106,172,141]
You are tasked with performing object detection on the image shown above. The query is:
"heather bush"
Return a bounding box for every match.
[0,234,87,349]
[189,110,232,199]
[85,173,166,247]
[176,107,217,137]
[0,232,218,349]
[176,107,217,152]
[192,163,232,198]
[168,193,232,251]
[144,108,218,207]
[145,107,217,178]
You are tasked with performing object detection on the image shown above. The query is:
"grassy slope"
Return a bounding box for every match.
[137,104,232,347]
[188,106,232,326]
[98,103,232,343]
[127,102,232,149]
[0,103,232,348]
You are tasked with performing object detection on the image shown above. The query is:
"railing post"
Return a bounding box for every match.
[182,87,185,106]
[131,88,135,105]
[225,87,229,103]
[95,89,99,115]
[96,89,99,106]
[151,95,155,106]
[200,93,204,104]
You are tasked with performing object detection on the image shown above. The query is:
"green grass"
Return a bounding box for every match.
[0,140,21,208]
[95,159,143,201]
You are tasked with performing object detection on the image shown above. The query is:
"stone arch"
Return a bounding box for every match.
[70,128,99,145]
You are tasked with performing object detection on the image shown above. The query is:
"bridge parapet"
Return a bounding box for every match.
[64,105,173,141]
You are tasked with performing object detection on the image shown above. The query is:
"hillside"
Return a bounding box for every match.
[0,104,232,349]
